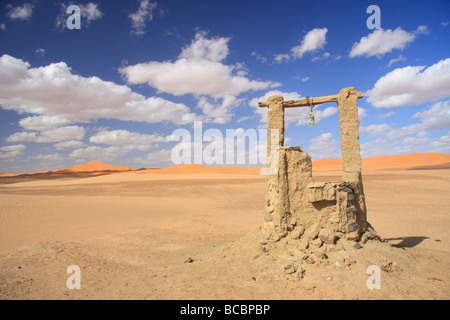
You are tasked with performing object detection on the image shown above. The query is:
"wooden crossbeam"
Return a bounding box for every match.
[258,92,363,108]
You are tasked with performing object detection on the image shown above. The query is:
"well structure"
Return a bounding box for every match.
[258,87,379,246]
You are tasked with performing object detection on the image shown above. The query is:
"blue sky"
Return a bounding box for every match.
[0,0,449,173]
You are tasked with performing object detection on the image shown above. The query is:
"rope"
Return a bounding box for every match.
[309,97,315,126]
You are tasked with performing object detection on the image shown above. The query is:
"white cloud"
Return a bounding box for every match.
[413,100,450,130]
[430,132,450,153]
[70,146,127,161]
[6,132,38,143]
[0,144,26,159]
[35,48,46,57]
[387,54,406,67]
[311,52,331,62]
[366,58,450,108]
[145,148,173,167]
[36,126,85,143]
[196,95,244,124]
[291,28,328,59]
[0,24,5,31]
[273,54,290,64]
[349,28,415,58]
[251,51,268,64]
[19,115,73,131]
[179,32,229,62]
[414,25,429,35]
[129,0,157,35]
[361,123,425,140]
[0,54,195,125]
[32,154,64,161]
[54,140,86,150]
[307,133,341,160]
[385,124,425,140]
[80,2,104,24]
[7,3,34,20]
[6,126,85,143]
[361,124,392,137]
[358,107,368,120]
[361,138,397,158]
[120,33,278,98]
[403,137,430,145]
[90,129,167,151]
[378,111,395,119]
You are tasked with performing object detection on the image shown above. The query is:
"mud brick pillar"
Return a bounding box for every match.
[337,87,368,236]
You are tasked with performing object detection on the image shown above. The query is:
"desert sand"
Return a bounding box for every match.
[0,153,449,300]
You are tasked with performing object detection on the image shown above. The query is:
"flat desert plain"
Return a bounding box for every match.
[0,160,449,299]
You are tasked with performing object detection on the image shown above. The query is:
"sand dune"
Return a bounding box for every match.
[312,152,450,171]
[140,163,262,175]
[57,160,133,173]
[1,153,449,178]
[0,160,135,178]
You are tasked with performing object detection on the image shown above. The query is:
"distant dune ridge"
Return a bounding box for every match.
[0,153,449,178]
[313,153,450,171]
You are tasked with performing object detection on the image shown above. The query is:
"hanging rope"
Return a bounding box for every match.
[309,96,315,126]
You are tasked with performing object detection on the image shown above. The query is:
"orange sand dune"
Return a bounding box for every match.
[312,158,343,171]
[57,160,133,173]
[362,153,450,170]
[140,164,262,174]
[0,160,134,178]
[312,153,450,171]
[1,153,449,178]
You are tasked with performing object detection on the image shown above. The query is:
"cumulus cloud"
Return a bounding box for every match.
[413,100,450,130]
[0,144,26,159]
[361,123,425,140]
[120,32,278,98]
[90,129,168,151]
[196,95,244,124]
[7,3,34,20]
[129,0,157,35]
[19,115,74,132]
[430,132,450,153]
[32,154,64,161]
[307,133,341,160]
[7,126,85,143]
[291,28,328,59]
[5,132,38,143]
[54,140,86,150]
[349,28,415,58]
[70,146,127,161]
[366,58,450,108]
[0,54,195,125]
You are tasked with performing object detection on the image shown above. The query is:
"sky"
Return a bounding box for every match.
[0,0,449,173]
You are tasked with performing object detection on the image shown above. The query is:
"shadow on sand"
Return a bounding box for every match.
[384,236,430,248]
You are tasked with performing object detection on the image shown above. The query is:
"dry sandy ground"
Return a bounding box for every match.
[0,169,449,300]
